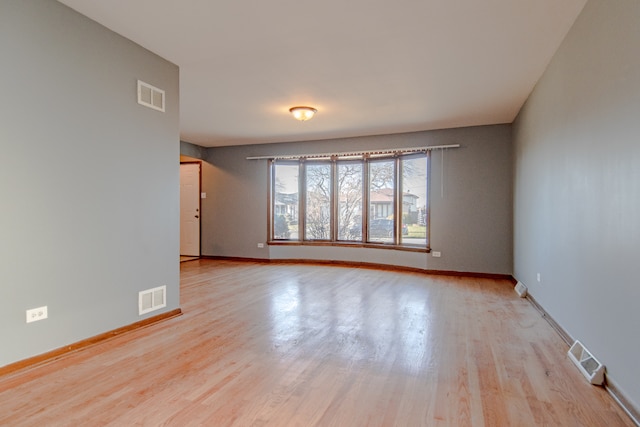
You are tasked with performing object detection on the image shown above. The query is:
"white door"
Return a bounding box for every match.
[180,163,200,256]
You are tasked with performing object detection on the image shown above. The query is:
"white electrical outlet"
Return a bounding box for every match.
[257,243,264,248]
[537,273,541,282]
[26,306,48,323]
[432,251,441,257]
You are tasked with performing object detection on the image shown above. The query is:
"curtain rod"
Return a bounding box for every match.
[246,144,460,160]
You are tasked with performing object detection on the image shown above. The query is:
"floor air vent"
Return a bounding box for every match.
[139,285,167,315]
[514,281,528,297]
[568,340,605,385]
[137,80,165,112]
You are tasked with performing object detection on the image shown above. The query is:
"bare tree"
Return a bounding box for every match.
[369,160,395,190]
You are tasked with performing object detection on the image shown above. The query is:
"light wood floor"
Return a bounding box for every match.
[0,260,633,426]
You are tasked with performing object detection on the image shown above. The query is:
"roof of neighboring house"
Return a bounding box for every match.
[370,189,419,203]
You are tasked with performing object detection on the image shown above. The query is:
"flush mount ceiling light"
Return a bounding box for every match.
[289,106,317,121]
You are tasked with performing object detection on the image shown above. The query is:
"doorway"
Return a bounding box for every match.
[180,162,201,257]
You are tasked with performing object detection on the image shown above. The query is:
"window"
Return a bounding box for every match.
[272,163,299,239]
[401,154,428,246]
[368,159,395,243]
[337,162,363,241]
[305,162,331,240]
[270,152,429,250]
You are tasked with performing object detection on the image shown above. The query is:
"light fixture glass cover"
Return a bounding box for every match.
[289,106,317,121]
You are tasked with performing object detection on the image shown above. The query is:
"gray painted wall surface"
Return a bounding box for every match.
[513,0,640,410]
[180,141,205,160]
[202,125,513,275]
[0,0,180,366]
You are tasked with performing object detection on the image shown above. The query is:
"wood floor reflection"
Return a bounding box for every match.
[0,260,633,426]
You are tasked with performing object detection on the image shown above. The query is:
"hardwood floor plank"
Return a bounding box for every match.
[0,260,634,426]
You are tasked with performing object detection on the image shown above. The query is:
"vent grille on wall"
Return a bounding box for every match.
[137,80,165,112]
[139,285,167,315]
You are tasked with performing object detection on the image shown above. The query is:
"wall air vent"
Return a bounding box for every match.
[138,285,167,315]
[137,80,165,112]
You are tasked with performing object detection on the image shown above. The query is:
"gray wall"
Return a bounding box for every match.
[513,0,640,411]
[0,0,180,366]
[180,140,205,160]
[202,125,513,275]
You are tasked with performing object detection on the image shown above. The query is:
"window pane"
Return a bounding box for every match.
[368,159,395,243]
[273,163,299,240]
[401,155,428,246]
[337,162,363,240]
[305,163,331,240]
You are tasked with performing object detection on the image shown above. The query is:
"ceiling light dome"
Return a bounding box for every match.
[289,106,317,121]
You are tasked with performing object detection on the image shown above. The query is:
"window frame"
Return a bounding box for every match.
[268,152,430,252]
[335,159,364,242]
[366,156,397,245]
[399,152,430,248]
[303,160,333,242]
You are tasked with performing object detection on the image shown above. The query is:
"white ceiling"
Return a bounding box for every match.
[58,0,586,147]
